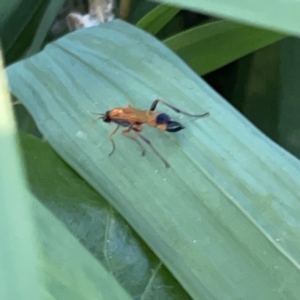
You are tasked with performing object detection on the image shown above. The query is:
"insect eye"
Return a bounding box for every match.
[103,111,111,122]
[156,113,170,124]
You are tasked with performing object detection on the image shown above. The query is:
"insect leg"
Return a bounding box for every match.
[135,132,170,168]
[150,99,209,118]
[109,125,120,156]
[122,127,146,156]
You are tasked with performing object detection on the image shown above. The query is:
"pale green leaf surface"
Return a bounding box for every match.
[154,0,300,36]
[164,20,285,75]
[136,4,180,35]
[7,20,300,299]
[20,132,191,300]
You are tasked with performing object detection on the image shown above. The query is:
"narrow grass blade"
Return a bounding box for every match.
[164,20,285,75]
[137,4,180,35]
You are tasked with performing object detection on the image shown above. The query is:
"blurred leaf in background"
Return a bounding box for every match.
[0,0,65,138]
[128,0,158,24]
[153,0,300,36]
[278,37,300,159]
[163,20,285,76]
[136,4,180,35]
[0,0,64,65]
[0,45,41,300]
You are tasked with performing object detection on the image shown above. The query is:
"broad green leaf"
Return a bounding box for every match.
[20,132,191,300]
[0,50,41,300]
[164,20,285,75]
[154,0,300,36]
[136,4,180,35]
[7,20,300,300]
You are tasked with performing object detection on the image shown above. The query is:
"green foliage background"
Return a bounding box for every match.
[1,0,300,299]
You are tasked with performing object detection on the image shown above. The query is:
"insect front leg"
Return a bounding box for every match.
[122,126,146,156]
[150,99,209,118]
[108,125,120,156]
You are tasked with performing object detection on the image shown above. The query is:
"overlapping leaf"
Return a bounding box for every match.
[154,0,300,36]
[164,20,285,75]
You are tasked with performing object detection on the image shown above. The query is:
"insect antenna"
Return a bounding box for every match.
[76,111,105,140]
[89,111,106,121]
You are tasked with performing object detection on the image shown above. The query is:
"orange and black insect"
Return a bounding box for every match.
[94,99,209,168]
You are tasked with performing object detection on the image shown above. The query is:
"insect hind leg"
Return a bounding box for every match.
[150,99,209,118]
[122,127,146,156]
[135,131,170,168]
